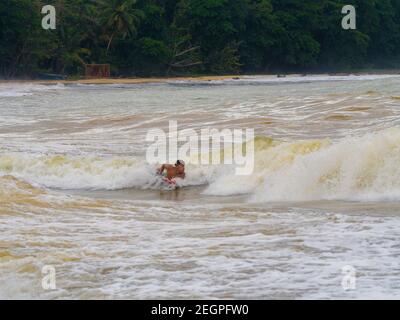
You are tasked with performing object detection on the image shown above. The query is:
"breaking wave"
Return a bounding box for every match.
[1,127,400,201]
[207,127,400,202]
[0,153,213,191]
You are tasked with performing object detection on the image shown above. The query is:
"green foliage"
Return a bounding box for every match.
[0,0,49,77]
[1,0,400,78]
[99,0,144,54]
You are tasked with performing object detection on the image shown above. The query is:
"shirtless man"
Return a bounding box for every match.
[157,160,186,180]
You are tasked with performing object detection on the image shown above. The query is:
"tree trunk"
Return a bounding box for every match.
[106,33,115,55]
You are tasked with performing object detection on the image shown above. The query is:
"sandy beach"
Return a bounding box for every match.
[1,75,244,85]
[1,70,400,86]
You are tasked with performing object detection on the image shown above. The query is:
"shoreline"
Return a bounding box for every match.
[2,75,246,85]
[1,70,400,85]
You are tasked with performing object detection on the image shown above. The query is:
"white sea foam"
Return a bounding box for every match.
[253,127,400,202]
[2,127,400,202]
[204,127,400,202]
[170,74,400,86]
[2,77,400,300]
[0,153,218,190]
[0,83,65,97]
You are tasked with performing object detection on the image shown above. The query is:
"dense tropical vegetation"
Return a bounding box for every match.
[1,0,400,78]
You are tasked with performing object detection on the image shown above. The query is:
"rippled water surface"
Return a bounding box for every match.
[1,75,400,299]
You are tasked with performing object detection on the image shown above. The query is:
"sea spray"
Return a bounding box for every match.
[2,127,400,202]
[251,127,400,202]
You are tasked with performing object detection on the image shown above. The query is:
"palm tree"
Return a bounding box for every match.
[98,0,144,54]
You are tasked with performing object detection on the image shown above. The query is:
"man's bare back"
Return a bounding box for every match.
[157,160,186,180]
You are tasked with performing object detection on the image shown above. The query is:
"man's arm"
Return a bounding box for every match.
[157,164,172,174]
[176,172,186,179]
[157,164,165,174]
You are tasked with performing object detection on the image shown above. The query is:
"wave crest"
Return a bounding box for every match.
[2,127,400,201]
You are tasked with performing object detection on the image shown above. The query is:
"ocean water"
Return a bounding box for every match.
[1,75,400,299]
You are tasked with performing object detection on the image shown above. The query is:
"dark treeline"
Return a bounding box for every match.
[1,0,400,78]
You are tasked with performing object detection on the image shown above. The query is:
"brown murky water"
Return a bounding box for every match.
[1,75,400,299]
